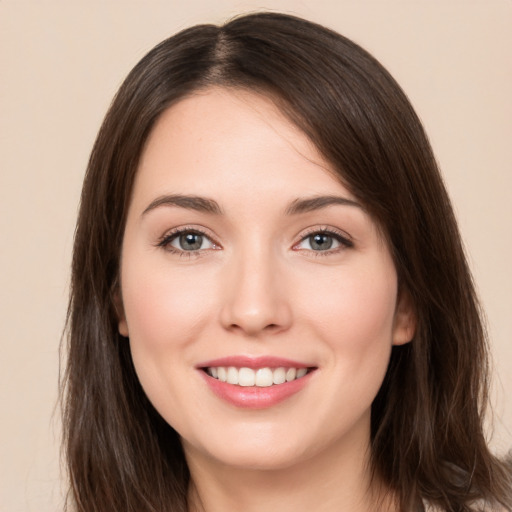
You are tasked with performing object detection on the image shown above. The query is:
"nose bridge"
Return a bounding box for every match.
[219,237,291,336]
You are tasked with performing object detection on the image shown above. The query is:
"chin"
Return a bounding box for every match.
[205,444,311,472]
[180,415,364,474]
[180,421,315,470]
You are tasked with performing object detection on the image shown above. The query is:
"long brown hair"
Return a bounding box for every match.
[62,12,512,512]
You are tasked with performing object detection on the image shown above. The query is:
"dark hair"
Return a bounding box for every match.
[63,11,512,512]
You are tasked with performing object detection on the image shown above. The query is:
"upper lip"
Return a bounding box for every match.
[196,355,313,370]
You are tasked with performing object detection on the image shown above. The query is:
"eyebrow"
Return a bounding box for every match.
[285,195,362,215]
[142,193,361,217]
[143,194,223,216]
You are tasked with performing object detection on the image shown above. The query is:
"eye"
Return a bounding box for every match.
[158,229,217,253]
[294,229,353,253]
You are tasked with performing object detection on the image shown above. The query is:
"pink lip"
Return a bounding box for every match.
[196,355,311,370]
[196,356,316,409]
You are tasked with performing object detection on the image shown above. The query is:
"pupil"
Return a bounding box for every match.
[180,233,202,250]
[311,234,333,251]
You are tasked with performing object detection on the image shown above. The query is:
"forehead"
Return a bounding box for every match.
[132,87,352,205]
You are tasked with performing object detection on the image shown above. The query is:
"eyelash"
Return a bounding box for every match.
[156,226,354,258]
[156,226,218,259]
[293,226,354,257]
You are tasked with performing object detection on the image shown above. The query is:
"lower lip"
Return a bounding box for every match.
[199,370,314,409]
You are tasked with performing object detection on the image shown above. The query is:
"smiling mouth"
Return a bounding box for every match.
[204,366,313,387]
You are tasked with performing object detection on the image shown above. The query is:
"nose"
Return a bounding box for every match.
[219,245,292,337]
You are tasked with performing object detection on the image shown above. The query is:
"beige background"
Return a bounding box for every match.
[1,1,510,510]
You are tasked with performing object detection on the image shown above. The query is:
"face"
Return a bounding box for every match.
[118,88,415,472]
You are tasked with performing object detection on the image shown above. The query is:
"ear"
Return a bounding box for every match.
[392,288,417,346]
[113,288,129,338]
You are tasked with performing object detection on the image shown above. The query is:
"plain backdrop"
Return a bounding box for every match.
[1,1,510,510]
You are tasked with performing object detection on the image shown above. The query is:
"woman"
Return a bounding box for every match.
[62,11,512,512]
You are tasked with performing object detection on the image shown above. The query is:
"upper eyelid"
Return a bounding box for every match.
[295,226,354,244]
[156,225,354,249]
[157,225,220,248]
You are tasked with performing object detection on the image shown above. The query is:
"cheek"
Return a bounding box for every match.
[299,262,398,381]
[120,261,218,428]
[304,266,397,425]
[305,264,396,335]
[120,260,220,412]
[122,261,214,347]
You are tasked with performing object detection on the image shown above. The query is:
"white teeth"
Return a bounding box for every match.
[206,366,310,387]
[217,367,227,382]
[285,368,297,382]
[226,366,239,385]
[255,368,273,387]
[296,368,307,378]
[238,367,255,387]
[273,367,286,385]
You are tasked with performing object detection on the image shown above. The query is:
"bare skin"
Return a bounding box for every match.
[185,418,397,512]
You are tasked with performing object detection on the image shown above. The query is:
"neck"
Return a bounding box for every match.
[184,427,397,512]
